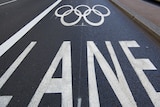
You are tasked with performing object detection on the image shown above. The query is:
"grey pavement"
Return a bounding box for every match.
[110,0,160,40]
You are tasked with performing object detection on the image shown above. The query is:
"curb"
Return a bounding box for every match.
[110,0,160,41]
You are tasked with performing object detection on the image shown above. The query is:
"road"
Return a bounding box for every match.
[0,0,160,106]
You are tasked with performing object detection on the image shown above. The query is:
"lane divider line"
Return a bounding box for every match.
[0,0,62,57]
[0,0,17,7]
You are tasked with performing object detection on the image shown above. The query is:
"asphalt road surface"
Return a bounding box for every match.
[0,0,160,107]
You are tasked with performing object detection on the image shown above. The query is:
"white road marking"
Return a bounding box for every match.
[0,0,17,7]
[77,98,82,107]
[120,41,160,107]
[105,41,137,106]
[0,96,12,107]
[87,42,100,107]
[0,0,62,57]
[0,41,37,107]
[87,41,137,107]
[0,41,36,88]
[28,42,73,107]
[55,4,111,26]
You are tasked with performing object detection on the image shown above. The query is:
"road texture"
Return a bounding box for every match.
[0,0,160,107]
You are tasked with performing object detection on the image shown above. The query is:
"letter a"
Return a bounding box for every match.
[28,41,73,107]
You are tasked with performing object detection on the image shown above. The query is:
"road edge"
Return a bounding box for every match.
[110,0,160,41]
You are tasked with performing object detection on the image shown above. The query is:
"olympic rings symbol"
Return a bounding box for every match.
[55,4,111,26]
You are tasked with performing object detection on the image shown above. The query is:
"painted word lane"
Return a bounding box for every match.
[0,1,160,107]
[0,40,160,107]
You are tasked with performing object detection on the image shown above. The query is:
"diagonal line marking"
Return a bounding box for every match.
[0,0,62,57]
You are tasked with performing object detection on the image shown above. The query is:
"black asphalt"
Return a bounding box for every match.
[0,0,160,106]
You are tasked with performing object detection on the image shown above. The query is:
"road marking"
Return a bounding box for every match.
[0,96,12,107]
[105,41,136,106]
[0,40,158,106]
[77,98,82,107]
[0,41,37,107]
[55,4,111,26]
[0,0,62,57]
[120,41,160,107]
[28,42,73,107]
[87,41,137,107]
[87,42,100,107]
[0,0,17,7]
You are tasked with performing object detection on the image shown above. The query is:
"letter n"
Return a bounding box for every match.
[87,41,137,107]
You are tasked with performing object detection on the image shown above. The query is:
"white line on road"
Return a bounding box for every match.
[0,41,36,107]
[77,98,82,107]
[0,0,62,57]
[0,0,17,7]
[0,41,37,89]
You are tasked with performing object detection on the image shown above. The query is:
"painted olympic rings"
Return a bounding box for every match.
[55,4,111,26]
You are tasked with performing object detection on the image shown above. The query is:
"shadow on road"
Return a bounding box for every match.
[143,0,160,6]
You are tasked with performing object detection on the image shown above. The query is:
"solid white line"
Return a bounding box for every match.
[0,0,17,6]
[0,0,62,57]
[0,42,37,89]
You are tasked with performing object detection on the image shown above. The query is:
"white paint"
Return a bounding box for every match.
[0,41,36,106]
[105,41,137,106]
[28,42,73,107]
[120,41,160,107]
[0,0,17,6]
[87,42,100,107]
[77,98,82,107]
[87,41,137,107]
[0,0,62,57]
[0,96,12,107]
[55,4,111,26]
